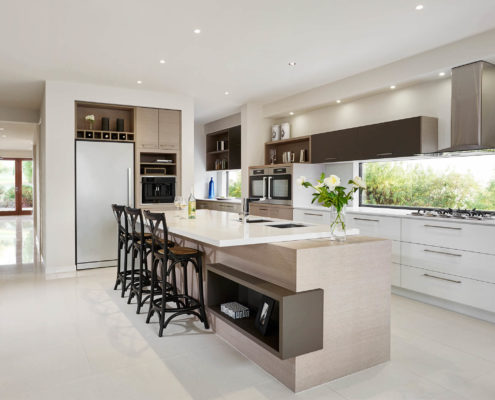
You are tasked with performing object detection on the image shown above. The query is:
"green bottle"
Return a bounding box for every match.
[188,187,196,219]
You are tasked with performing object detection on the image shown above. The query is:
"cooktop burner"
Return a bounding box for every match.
[410,208,495,221]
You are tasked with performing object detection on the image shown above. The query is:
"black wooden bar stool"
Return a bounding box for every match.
[144,210,209,337]
[125,207,154,314]
[111,204,133,297]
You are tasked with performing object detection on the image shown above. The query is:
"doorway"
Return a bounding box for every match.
[0,158,33,216]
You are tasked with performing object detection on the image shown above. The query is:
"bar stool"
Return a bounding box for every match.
[144,210,209,337]
[125,207,153,314]
[111,204,133,298]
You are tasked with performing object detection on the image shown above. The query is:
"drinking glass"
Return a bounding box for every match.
[174,196,181,210]
[180,196,187,210]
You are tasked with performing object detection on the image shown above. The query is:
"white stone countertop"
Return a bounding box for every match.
[148,209,358,247]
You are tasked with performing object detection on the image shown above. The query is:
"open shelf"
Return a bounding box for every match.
[76,130,134,142]
[75,102,135,133]
[207,263,323,360]
[206,126,241,171]
[264,135,311,165]
[140,152,177,176]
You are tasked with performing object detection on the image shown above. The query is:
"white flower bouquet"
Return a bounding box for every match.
[85,114,95,129]
[298,173,366,239]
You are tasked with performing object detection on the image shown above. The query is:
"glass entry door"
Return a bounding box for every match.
[0,158,33,216]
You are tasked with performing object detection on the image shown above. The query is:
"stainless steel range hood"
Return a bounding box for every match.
[439,61,495,152]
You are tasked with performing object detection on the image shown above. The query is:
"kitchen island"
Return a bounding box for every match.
[148,209,392,392]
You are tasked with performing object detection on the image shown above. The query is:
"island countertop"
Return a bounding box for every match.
[147,209,357,247]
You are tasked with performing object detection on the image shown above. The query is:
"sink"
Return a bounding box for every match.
[244,219,273,223]
[268,223,307,229]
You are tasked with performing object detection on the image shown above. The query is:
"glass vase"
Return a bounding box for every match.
[330,206,346,241]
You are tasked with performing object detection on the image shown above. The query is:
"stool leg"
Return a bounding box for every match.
[136,246,144,314]
[195,255,209,329]
[158,257,167,337]
[182,260,189,308]
[114,239,121,291]
[146,256,159,324]
[121,240,129,298]
[127,247,136,304]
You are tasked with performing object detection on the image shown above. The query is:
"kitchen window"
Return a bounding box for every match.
[227,170,241,198]
[360,153,495,211]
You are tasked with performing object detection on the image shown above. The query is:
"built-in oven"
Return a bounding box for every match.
[249,166,292,205]
[142,177,175,204]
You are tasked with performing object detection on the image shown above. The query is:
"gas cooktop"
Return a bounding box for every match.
[410,208,495,221]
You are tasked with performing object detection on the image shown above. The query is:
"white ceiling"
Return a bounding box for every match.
[0,122,37,151]
[1,0,495,123]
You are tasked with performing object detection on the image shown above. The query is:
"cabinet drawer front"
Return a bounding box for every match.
[270,207,293,220]
[250,205,270,218]
[401,265,495,313]
[391,241,400,264]
[401,242,495,284]
[401,219,495,254]
[347,214,401,240]
[293,209,330,225]
[217,203,240,213]
[392,263,401,287]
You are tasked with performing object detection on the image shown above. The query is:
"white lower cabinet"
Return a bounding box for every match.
[392,263,401,287]
[401,242,495,284]
[293,208,331,225]
[401,265,495,313]
[347,213,401,241]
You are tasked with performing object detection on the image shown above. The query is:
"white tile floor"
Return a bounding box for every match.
[1,216,495,399]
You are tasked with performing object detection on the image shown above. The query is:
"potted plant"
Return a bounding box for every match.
[298,173,366,241]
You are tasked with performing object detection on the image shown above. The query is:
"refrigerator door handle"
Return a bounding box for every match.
[127,168,132,206]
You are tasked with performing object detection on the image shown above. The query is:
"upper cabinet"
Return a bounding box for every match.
[136,107,181,151]
[159,109,181,150]
[310,116,438,163]
[311,128,357,163]
[206,125,241,171]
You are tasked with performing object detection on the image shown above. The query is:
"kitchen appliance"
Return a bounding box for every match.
[142,176,175,204]
[249,166,292,205]
[75,140,134,270]
[438,61,495,153]
[409,208,495,221]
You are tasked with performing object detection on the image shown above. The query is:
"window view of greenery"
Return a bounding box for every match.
[361,154,495,211]
[0,160,33,212]
[228,170,241,198]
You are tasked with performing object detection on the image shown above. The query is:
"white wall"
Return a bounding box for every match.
[0,105,39,123]
[0,150,32,158]
[194,122,207,198]
[42,81,194,273]
[204,113,241,134]
[241,103,271,196]
[273,78,452,149]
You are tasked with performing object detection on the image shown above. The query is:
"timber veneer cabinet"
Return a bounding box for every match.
[136,107,181,151]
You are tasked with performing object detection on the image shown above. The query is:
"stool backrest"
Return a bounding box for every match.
[125,206,145,243]
[143,210,169,259]
[111,204,127,237]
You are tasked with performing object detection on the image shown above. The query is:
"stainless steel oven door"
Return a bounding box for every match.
[268,174,291,204]
[249,175,267,199]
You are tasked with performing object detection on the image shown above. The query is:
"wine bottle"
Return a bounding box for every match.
[188,187,196,219]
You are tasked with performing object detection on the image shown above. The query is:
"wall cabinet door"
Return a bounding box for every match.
[357,118,421,159]
[311,128,358,163]
[159,109,180,150]
[137,107,159,149]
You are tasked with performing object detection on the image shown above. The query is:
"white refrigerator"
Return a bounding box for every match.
[75,141,134,270]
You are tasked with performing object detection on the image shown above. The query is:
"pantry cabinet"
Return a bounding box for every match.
[136,107,181,150]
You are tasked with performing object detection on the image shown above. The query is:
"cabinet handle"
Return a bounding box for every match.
[377,152,393,156]
[423,249,462,257]
[325,157,336,161]
[353,217,379,222]
[304,212,323,217]
[423,273,462,284]
[424,224,462,231]
[142,144,156,148]
[259,208,268,211]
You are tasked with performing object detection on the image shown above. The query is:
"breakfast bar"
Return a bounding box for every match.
[150,209,392,392]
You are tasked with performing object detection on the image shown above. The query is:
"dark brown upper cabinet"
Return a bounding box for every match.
[310,116,438,163]
[311,127,358,163]
[206,125,241,171]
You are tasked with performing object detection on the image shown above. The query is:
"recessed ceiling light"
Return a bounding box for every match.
[0,128,4,131]
[415,4,424,10]
[1,134,6,138]
[336,99,341,104]
[289,112,294,115]
[390,85,396,90]
[137,80,142,84]
[438,72,446,77]
[193,28,201,34]
[224,91,230,95]
[288,61,296,66]
[159,59,166,64]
